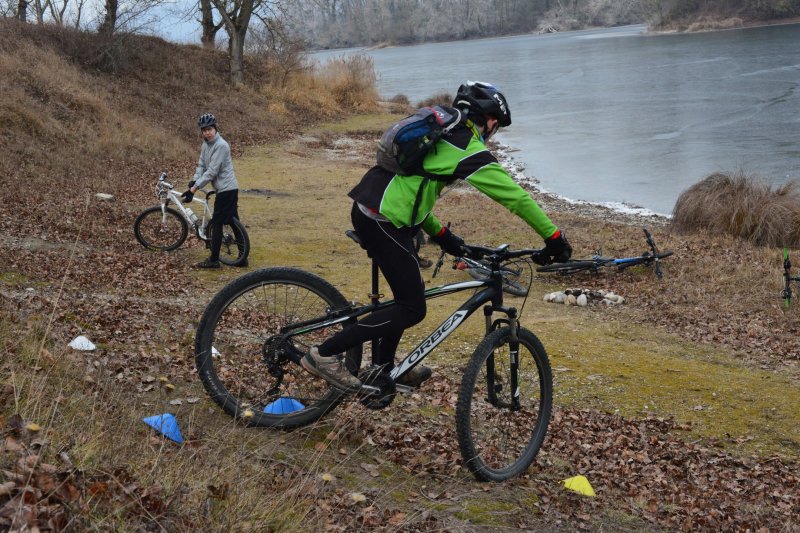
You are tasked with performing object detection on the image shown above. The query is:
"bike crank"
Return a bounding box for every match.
[357,366,396,410]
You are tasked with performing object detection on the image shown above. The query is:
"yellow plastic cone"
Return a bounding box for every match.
[562,475,596,497]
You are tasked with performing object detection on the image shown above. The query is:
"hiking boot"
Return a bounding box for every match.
[396,365,432,387]
[301,347,361,391]
[195,258,221,269]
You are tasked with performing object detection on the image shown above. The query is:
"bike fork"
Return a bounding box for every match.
[484,305,521,410]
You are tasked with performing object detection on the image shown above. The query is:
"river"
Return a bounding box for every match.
[310,23,800,216]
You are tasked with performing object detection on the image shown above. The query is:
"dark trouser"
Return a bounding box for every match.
[318,203,426,366]
[209,189,239,262]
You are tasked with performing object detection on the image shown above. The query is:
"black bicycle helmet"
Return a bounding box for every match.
[198,113,217,129]
[452,81,511,127]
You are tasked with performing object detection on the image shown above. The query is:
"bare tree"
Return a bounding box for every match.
[200,0,224,48]
[98,0,117,34]
[210,0,257,86]
[16,0,28,20]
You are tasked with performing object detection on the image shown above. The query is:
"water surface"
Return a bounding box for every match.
[313,24,800,215]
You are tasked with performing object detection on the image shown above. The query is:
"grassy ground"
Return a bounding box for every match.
[1,22,798,530]
[2,111,798,531]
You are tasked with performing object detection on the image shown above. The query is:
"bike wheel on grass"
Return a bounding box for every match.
[456,327,552,481]
[536,260,598,275]
[214,218,250,266]
[195,267,361,428]
[134,206,189,251]
[615,251,674,270]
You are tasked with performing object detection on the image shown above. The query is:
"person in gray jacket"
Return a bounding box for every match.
[182,113,242,269]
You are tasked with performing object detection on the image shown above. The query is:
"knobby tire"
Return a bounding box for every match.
[214,217,250,266]
[195,267,361,428]
[134,206,189,252]
[456,327,552,481]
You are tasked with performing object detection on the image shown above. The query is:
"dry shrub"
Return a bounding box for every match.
[318,54,380,112]
[671,170,800,247]
[415,92,453,108]
[271,54,380,118]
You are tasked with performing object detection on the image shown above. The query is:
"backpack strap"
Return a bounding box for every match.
[407,110,466,227]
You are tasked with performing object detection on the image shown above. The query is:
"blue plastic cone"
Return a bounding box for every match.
[263,398,305,414]
[142,413,184,444]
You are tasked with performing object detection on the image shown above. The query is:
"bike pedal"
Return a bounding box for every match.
[359,384,382,395]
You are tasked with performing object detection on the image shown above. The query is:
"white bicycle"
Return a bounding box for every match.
[134,170,250,266]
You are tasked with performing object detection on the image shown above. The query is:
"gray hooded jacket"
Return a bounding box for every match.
[192,133,238,192]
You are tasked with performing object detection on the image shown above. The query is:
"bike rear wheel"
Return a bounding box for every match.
[133,206,188,251]
[536,259,599,275]
[456,327,552,481]
[213,218,250,266]
[195,267,361,428]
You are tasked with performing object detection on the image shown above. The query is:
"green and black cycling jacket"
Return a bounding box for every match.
[348,121,559,240]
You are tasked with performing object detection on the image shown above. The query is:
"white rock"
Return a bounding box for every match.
[552,292,566,304]
[95,193,114,201]
[69,335,96,351]
[566,294,577,306]
[577,294,588,306]
[603,298,616,306]
[615,296,625,304]
[543,293,552,302]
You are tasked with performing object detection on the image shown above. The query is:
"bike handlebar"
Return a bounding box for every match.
[461,243,546,263]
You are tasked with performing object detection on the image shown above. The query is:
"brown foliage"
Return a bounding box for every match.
[671,170,800,247]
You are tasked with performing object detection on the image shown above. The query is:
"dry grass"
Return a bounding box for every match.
[415,92,454,108]
[671,170,800,247]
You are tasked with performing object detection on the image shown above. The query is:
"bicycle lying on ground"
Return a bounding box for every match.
[134,170,250,266]
[782,248,800,307]
[195,230,552,482]
[536,227,673,279]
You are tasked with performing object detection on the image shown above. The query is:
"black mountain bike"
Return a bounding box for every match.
[195,231,552,482]
[782,248,800,307]
[536,227,673,279]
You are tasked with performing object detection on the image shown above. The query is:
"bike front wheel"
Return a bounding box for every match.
[134,206,188,251]
[456,327,552,482]
[195,267,361,428]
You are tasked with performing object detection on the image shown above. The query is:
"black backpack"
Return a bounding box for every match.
[375,105,463,225]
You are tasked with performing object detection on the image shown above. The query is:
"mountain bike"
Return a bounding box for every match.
[782,248,800,307]
[134,170,250,266]
[194,231,552,482]
[536,227,673,279]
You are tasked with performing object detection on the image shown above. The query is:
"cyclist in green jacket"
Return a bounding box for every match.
[302,81,571,391]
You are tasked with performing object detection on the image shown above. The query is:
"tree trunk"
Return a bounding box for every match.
[98,0,117,34]
[16,0,28,21]
[228,29,245,86]
[200,0,216,49]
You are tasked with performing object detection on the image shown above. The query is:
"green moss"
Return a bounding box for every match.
[0,271,31,284]
[534,312,800,458]
[455,499,519,526]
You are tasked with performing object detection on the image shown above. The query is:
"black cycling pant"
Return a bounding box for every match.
[319,203,426,366]
[208,189,239,262]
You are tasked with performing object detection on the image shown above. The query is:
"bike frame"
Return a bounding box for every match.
[280,270,520,385]
[156,174,213,240]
